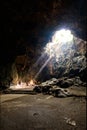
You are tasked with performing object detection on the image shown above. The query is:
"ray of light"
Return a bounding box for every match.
[34,57,51,80]
[33,53,46,67]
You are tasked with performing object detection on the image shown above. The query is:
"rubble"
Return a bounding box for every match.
[33,76,86,97]
[64,117,76,126]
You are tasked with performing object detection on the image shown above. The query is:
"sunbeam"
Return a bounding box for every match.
[34,57,51,79]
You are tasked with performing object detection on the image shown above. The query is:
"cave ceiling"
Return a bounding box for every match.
[1,0,87,64]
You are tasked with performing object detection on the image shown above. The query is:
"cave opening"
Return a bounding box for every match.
[5,28,86,91]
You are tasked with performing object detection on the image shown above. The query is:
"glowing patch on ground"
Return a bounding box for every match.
[29,79,34,85]
[10,80,35,90]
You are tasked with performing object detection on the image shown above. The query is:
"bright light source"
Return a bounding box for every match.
[44,29,74,59]
[52,29,73,43]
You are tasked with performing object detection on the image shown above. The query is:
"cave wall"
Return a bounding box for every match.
[13,36,86,83]
[47,37,86,81]
[0,63,18,89]
[1,0,87,88]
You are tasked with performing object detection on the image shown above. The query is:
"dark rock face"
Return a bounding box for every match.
[0,63,18,90]
[2,0,87,59]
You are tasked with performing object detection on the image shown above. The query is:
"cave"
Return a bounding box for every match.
[0,0,87,130]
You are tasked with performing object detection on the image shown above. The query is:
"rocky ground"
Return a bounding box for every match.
[0,77,86,130]
[0,93,86,130]
[33,77,86,98]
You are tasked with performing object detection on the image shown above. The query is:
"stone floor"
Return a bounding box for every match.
[0,93,86,130]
